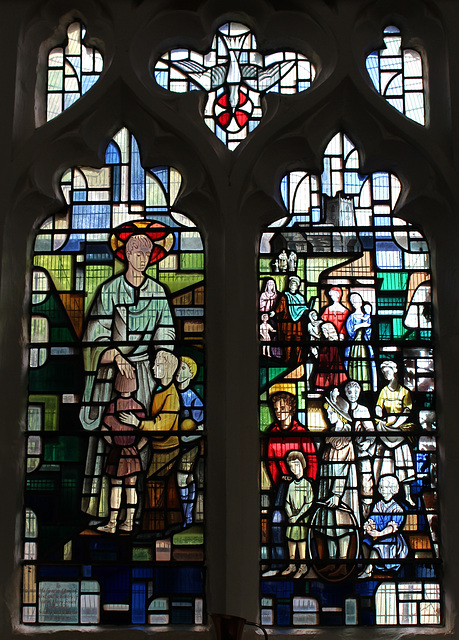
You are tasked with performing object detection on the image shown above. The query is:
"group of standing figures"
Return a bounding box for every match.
[262,370,415,581]
[261,280,422,582]
[79,224,204,537]
[260,279,377,392]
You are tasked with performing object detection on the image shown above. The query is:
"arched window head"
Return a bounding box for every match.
[23,128,206,626]
[259,132,440,627]
[154,21,316,149]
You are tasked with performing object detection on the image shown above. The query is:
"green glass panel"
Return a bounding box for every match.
[50,327,74,342]
[259,258,272,273]
[48,70,63,91]
[28,395,59,431]
[84,265,113,312]
[393,317,407,338]
[34,255,73,291]
[132,547,154,562]
[44,437,82,463]
[158,272,203,294]
[172,526,204,545]
[259,404,271,431]
[378,271,409,291]
[379,322,392,340]
[180,253,204,270]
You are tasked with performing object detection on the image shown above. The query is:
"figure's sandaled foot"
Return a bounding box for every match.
[294,564,308,579]
[282,563,297,576]
[118,520,133,532]
[358,565,373,579]
[97,522,117,534]
[262,569,279,577]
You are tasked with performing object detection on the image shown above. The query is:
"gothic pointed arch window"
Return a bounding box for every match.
[23,127,206,625]
[2,1,455,638]
[259,132,440,626]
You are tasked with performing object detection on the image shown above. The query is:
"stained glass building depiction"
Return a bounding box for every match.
[23,128,206,625]
[259,133,440,626]
[154,21,316,149]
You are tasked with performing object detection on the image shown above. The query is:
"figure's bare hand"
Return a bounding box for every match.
[115,354,135,378]
[388,520,399,532]
[326,494,339,508]
[119,411,140,427]
[364,519,376,533]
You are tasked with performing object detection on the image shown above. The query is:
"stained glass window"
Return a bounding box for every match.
[259,132,440,626]
[154,22,315,149]
[46,21,103,121]
[366,26,425,125]
[23,128,206,626]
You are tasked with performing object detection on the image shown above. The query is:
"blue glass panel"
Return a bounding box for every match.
[276,604,291,625]
[85,244,112,262]
[73,205,111,229]
[215,125,226,143]
[132,568,154,578]
[372,172,390,200]
[151,167,169,190]
[60,233,85,251]
[64,93,80,109]
[154,568,203,594]
[67,56,81,78]
[321,158,331,196]
[132,583,146,624]
[155,70,168,88]
[280,175,289,209]
[105,142,121,164]
[39,566,79,577]
[366,52,379,90]
[112,165,121,202]
[130,137,145,201]
[359,232,374,248]
[261,581,294,597]
[73,190,87,202]
[374,216,391,226]
[82,75,99,93]
[375,240,403,268]
[344,171,364,194]
[93,567,130,601]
